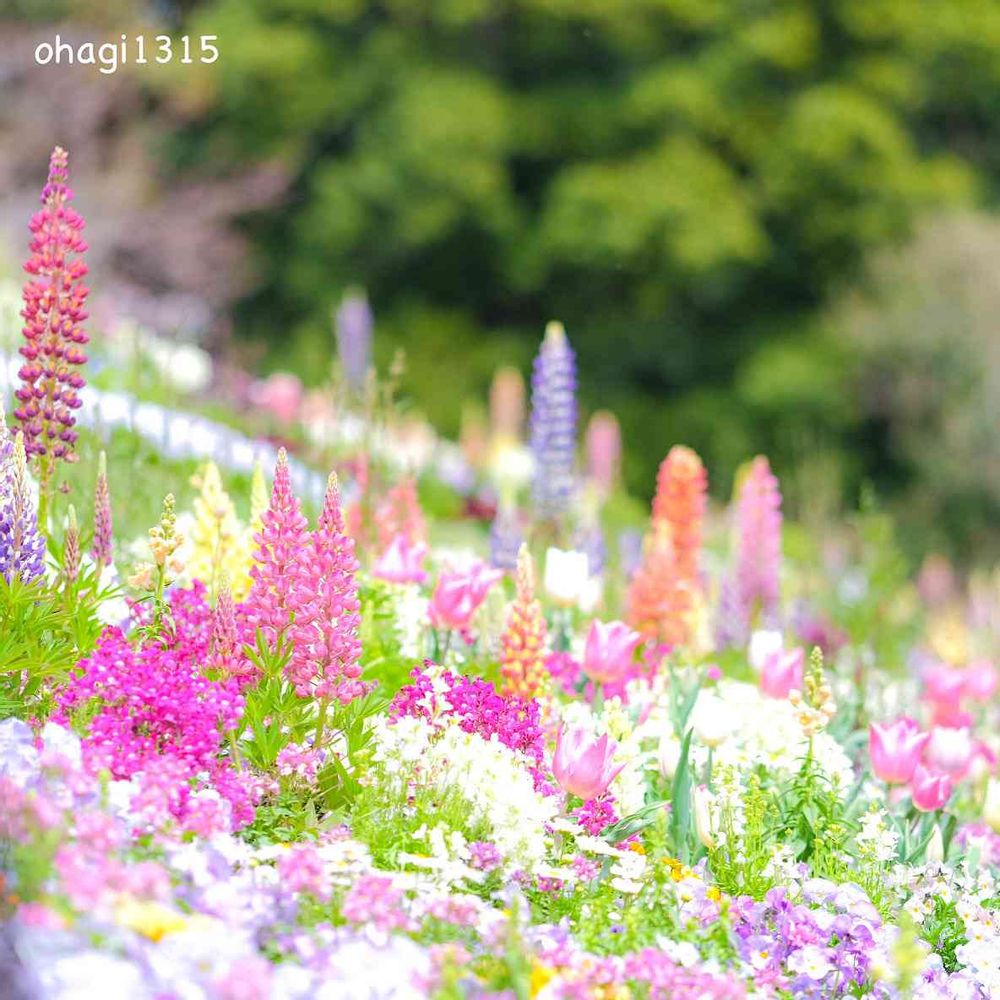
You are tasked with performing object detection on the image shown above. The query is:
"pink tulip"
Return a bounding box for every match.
[922,663,972,728]
[373,535,428,585]
[552,725,626,800]
[428,562,503,631]
[760,647,804,699]
[581,620,643,684]
[869,717,930,785]
[964,660,998,702]
[926,727,975,779]
[911,764,953,812]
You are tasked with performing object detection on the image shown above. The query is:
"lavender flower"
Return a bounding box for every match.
[335,290,373,391]
[574,520,606,576]
[0,432,47,585]
[489,505,524,571]
[530,321,577,521]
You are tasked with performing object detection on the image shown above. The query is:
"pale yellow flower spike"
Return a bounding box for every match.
[189,461,245,600]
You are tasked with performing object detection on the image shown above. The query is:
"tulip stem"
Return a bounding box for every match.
[593,682,604,715]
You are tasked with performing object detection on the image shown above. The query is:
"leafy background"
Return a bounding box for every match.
[1,0,998,561]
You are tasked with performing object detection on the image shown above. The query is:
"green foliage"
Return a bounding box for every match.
[709,773,778,900]
[668,729,694,864]
[0,570,107,720]
[163,0,1000,546]
[923,897,968,974]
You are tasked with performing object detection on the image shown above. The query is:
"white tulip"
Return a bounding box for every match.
[658,735,681,780]
[544,548,590,606]
[925,824,944,864]
[748,630,784,671]
[691,694,738,749]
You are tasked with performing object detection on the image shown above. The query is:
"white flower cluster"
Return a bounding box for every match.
[660,681,854,791]
[856,807,900,866]
[371,716,557,871]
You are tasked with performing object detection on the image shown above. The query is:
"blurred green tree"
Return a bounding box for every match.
[166,0,997,527]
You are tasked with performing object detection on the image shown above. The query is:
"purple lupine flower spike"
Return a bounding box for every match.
[489,505,524,571]
[574,520,606,577]
[530,321,577,521]
[0,432,47,585]
[715,572,748,649]
[335,290,373,391]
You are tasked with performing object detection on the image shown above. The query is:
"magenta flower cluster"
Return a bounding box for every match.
[54,582,255,829]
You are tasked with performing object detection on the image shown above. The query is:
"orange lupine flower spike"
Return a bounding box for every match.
[652,445,707,587]
[626,521,696,647]
[500,545,549,698]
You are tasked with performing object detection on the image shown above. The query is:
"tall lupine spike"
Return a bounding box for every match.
[189,460,241,599]
[209,578,254,686]
[489,505,524,571]
[626,520,695,648]
[734,455,783,628]
[63,504,80,585]
[14,147,90,503]
[652,445,707,587]
[714,572,748,650]
[245,448,310,650]
[91,450,113,572]
[0,432,47,585]
[585,410,621,500]
[374,476,427,553]
[335,290,373,392]
[500,544,549,698]
[287,473,366,708]
[530,321,577,522]
[573,519,607,578]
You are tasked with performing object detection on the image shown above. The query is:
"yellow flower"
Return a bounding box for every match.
[530,963,556,997]
[115,899,188,942]
[189,461,249,599]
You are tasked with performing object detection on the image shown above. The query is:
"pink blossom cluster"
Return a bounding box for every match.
[55,583,255,829]
[341,874,414,934]
[867,715,995,812]
[922,658,998,727]
[277,844,329,899]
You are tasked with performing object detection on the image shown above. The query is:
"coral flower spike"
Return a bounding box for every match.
[15,147,90,515]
